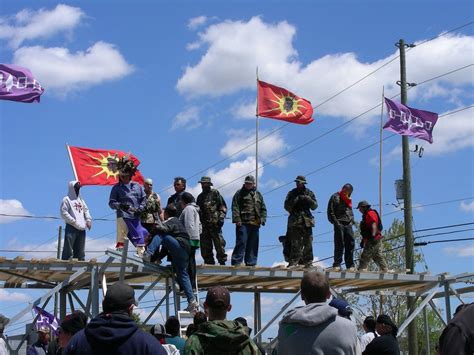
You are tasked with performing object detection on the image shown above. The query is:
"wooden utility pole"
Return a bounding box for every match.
[397,38,417,355]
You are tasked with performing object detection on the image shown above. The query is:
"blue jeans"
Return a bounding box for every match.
[147,235,195,303]
[231,224,259,266]
[62,224,86,261]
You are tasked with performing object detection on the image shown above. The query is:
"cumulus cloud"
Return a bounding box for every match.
[188,16,208,30]
[0,289,31,302]
[0,199,30,224]
[444,244,474,257]
[231,100,256,120]
[171,106,202,130]
[176,16,473,124]
[13,42,134,94]
[460,201,474,213]
[0,4,84,48]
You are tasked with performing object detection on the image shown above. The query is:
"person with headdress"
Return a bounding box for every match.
[109,156,147,256]
[362,314,399,355]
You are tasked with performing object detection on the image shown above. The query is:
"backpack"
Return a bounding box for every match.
[371,209,383,232]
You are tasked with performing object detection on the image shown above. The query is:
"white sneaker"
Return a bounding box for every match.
[184,301,199,313]
[347,267,356,272]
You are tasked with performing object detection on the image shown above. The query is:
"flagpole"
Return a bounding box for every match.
[379,87,384,216]
[66,144,78,181]
[256,67,259,188]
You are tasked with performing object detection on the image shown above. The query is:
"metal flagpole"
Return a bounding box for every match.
[256,67,259,187]
[66,144,78,181]
[379,86,385,216]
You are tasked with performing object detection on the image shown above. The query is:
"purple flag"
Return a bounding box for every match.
[124,218,148,247]
[383,97,438,143]
[33,306,59,335]
[0,64,44,103]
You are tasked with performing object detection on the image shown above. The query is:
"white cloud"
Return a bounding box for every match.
[460,201,474,213]
[444,244,474,257]
[0,4,84,48]
[0,199,30,224]
[13,42,134,94]
[0,289,31,302]
[171,106,202,130]
[176,16,473,127]
[231,100,256,120]
[188,16,208,30]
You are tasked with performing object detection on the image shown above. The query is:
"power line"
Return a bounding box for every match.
[415,237,474,246]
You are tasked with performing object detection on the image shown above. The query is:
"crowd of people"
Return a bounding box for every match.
[2,272,467,354]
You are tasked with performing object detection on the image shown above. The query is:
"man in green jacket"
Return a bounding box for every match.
[230,176,267,266]
[184,286,261,355]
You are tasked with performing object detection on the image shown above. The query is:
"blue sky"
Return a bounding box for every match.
[0,0,473,338]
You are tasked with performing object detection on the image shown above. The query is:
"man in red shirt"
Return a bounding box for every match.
[356,201,388,272]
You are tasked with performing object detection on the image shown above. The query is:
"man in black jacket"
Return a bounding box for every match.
[363,314,399,355]
[438,303,474,355]
[64,282,166,355]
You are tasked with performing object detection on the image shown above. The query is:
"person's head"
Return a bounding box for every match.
[58,311,87,348]
[234,317,252,335]
[119,171,132,184]
[117,156,137,183]
[144,178,153,195]
[342,183,353,197]
[356,200,371,214]
[37,326,50,345]
[376,314,398,337]
[102,282,136,315]
[193,311,207,326]
[173,177,186,193]
[243,176,255,190]
[199,176,213,192]
[165,316,180,337]
[300,271,330,304]
[294,175,307,190]
[363,316,376,333]
[185,323,197,337]
[329,298,352,319]
[204,286,231,321]
[180,192,195,208]
[74,181,81,196]
[163,204,178,219]
[0,314,9,335]
[150,323,170,341]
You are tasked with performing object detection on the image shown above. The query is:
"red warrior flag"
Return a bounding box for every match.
[257,80,314,125]
[67,145,144,186]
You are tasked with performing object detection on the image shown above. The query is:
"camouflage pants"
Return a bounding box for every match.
[287,225,313,266]
[200,223,227,264]
[358,239,388,271]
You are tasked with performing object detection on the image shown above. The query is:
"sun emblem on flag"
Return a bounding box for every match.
[85,152,120,180]
[262,91,307,117]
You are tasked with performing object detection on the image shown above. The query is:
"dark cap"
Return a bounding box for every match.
[181,192,195,204]
[356,200,371,209]
[198,176,213,185]
[329,298,352,318]
[205,286,230,310]
[103,282,136,313]
[294,175,307,184]
[60,313,86,335]
[151,323,170,337]
[244,175,255,184]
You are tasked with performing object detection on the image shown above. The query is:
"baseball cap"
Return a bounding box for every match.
[151,323,170,337]
[205,286,230,310]
[102,282,136,313]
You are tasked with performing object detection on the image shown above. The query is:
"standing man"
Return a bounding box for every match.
[60,181,92,261]
[327,183,355,271]
[180,192,201,290]
[141,178,163,233]
[231,175,267,267]
[27,326,50,355]
[356,200,388,272]
[196,176,228,266]
[284,175,318,268]
[167,177,188,216]
[109,158,147,256]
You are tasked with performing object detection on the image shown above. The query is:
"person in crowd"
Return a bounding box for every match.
[27,326,50,355]
[64,282,166,355]
[438,302,473,355]
[60,181,92,261]
[360,316,377,352]
[277,271,359,354]
[184,286,261,354]
[179,192,202,290]
[356,201,388,272]
[284,175,318,268]
[109,157,147,256]
[167,177,188,216]
[150,324,179,354]
[143,205,199,313]
[234,317,266,355]
[231,176,267,267]
[193,312,207,328]
[196,176,228,266]
[362,314,399,355]
[141,178,163,233]
[0,314,9,355]
[165,316,186,354]
[327,183,355,271]
[56,311,87,353]
[329,298,353,320]
[185,325,196,338]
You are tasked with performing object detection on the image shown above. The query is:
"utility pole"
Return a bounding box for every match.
[54,226,62,318]
[397,38,417,355]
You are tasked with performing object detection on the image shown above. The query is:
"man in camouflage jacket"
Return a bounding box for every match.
[141,178,163,233]
[284,175,318,268]
[230,176,267,267]
[196,176,228,265]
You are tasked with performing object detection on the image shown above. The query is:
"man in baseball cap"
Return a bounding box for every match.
[28,325,50,355]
